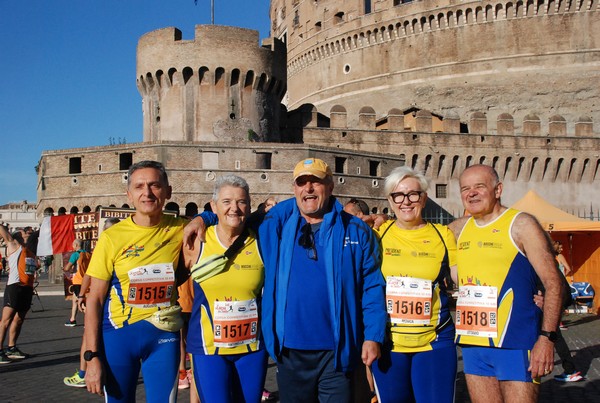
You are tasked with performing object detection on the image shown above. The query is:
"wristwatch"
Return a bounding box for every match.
[539,330,558,342]
[84,350,100,361]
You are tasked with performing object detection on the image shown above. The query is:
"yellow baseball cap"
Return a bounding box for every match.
[293,158,332,181]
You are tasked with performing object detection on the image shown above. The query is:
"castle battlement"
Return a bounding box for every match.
[289,103,598,137]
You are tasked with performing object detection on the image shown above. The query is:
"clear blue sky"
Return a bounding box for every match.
[0,0,270,205]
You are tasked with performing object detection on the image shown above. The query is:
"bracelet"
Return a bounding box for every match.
[77,295,86,299]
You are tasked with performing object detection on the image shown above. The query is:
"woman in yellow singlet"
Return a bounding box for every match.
[182,175,267,403]
[370,166,458,403]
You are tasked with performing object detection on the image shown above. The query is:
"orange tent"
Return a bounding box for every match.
[512,190,600,232]
[512,190,600,313]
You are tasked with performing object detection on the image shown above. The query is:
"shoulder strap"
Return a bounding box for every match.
[428,223,452,291]
[223,228,249,260]
[377,220,395,245]
[428,223,456,333]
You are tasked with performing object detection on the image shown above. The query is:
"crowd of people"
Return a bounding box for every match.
[0,157,586,403]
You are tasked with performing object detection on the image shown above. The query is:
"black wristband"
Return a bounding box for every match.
[77,295,86,299]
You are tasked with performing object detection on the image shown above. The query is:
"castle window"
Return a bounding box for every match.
[293,10,299,27]
[492,156,499,170]
[182,67,193,85]
[202,151,219,170]
[334,12,344,24]
[119,153,133,171]
[369,160,380,176]
[364,0,372,14]
[165,202,179,214]
[424,155,432,174]
[256,152,272,170]
[315,21,322,32]
[436,184,448,199]
[335,157,347,174]
[231,69,240,86]
[69,157,81,174]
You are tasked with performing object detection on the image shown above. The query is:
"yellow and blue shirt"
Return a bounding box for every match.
[86,214,186,330]
[376,221,457,352]
[455,208,541,349]
[187,226,264,356]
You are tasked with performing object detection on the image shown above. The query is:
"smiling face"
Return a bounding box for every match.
[127,167,171,225]
[211,185,251,231]
[293,175,334,223]
[388,177,427,228]
[459,165,503,219]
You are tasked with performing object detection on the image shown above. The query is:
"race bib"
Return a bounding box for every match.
[127,263,175,308]
[455,285,498,338]
[386,276,432,325]
[213,299,259,348]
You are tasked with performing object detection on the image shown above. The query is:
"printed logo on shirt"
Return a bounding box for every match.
[123,245,145,257]
[385,248,402,256]
[343,237,359,247]
[232,263,261,271]
[458,241,470,250]
[411,251,436,258]
[477,241,502,249]
[461,276,489,287]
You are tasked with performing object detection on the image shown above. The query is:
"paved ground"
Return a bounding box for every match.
[1,276,599,402]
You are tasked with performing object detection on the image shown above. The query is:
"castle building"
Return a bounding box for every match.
[36,1,600,220]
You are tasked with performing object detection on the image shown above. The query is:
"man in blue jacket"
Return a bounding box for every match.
[186,158,386,402]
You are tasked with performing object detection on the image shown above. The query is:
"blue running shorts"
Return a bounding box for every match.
[461,345,537,382]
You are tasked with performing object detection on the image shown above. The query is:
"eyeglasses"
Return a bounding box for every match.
[389,191,423,204]
[298,223,318,260]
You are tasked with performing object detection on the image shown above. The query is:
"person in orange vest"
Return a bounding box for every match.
[0,226,37,363]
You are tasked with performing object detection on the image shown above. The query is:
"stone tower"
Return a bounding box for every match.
[270,0,600,132]
[137,25,287,143]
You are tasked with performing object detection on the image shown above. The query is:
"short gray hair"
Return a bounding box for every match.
[212,175,250,201]
[384,166,429,195]
[127,160,169,188]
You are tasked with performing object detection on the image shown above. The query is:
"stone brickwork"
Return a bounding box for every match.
[36,141,405,217]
